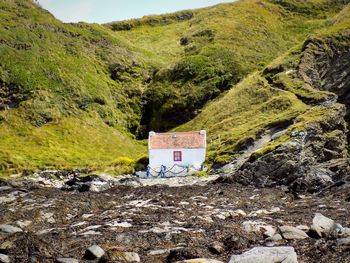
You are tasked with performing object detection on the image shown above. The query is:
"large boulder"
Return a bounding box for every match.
[309,213,336,238]
[229,246,298,263]
[279,226,308,240]
[84,245,105,260]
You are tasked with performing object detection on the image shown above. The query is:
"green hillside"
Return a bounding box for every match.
[0,0,148,175]
[109,0,348,132]
[0,0,349,175]
[176,1,350,165]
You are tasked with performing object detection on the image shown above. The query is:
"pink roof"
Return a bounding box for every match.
[149,131,206,150]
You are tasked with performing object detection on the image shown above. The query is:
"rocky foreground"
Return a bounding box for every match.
[0,172,350,263]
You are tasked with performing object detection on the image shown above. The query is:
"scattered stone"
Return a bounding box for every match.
[279,226,308,240]
[55,258,79,263]
[81,225,102,231]
[0,241,14,251]
[309,213,335,238]
[90,181,109,192]
[230,209,247,217]
[0,196,16,204]
[340,227,350,237]
[167,248,202,262]
[248,207,281,217]
[36,228,55,235]
[265,233,283,242]
[106,221,132,228]
[0,186,12,191]
[175,259,223,263]
[71,222,87,227]
[84,245,105,260]
[337,237,350,246]
[209,241,225,254]
[224,235,251,251]
[40,212,56,224]
[15,220,32,229]
[148,249,169,256]
[197,215,213,223]
[81,214,94,219]
[0,254,10,263]
[242,221,276,237]
[108,251,140,262]
[229,246,298,263]
[79,230,101,236]
[0,224,23,234]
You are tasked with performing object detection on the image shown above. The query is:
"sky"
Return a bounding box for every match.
[37,0,235,24]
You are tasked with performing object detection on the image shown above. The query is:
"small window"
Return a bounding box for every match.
[173,151,182,162]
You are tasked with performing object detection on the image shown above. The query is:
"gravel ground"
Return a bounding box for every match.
[0,178,349,263]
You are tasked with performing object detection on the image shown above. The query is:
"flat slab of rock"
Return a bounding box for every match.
[55,258,79,263]
[279,226,308,240]
[175,259,224,263]
[84,245,105,259]
[0,253,10,263]
[229,246,298,263]
[0,224,23,234]
[109,251,140,262]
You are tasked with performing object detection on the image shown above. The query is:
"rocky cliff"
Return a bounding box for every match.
[213,7,350,192]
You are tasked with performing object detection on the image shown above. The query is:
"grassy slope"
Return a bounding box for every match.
[176,2,350,164]
[110,0,347,132]
[0,0,148,175]
[0,0,349,175]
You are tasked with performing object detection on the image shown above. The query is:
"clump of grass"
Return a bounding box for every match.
[194,171,208,177]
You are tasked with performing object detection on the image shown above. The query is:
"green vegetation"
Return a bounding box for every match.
[0,0,149,175]
[113,0,347,132]
[176,2,350,165]
[175,73,309,163]
[0,0,350,175]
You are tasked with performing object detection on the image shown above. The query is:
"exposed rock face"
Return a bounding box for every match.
[298,33,350,110]
[236,103,348,191]
[226,30,350,192]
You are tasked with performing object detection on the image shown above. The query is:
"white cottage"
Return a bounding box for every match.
[148,130,206,172]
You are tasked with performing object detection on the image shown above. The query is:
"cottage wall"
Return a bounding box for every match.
[149,148,206,169]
